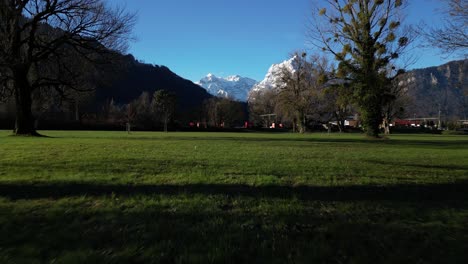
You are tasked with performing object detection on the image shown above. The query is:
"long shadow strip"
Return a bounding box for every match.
[1,181,467,202]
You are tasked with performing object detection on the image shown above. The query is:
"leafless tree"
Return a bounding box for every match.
[248,89,279,128]
[322,80,354,133]
[0,0,136,135]
[381,78,411,134]
[425,0,467,56]
[203,97,245,129]
[276,52,329,133]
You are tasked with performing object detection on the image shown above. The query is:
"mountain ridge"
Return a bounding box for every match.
[401,59,467,119]
[196,74,257,102]
[251,56,300,94]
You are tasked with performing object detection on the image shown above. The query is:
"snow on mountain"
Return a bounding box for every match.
[196,74,257,102]
[250,56,300,94]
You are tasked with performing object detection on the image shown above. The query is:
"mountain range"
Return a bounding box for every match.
[402,59,467,119]
[196,74,257,102]
[1,47,466,127]
[197,56,300,102]
[199,57,467,120]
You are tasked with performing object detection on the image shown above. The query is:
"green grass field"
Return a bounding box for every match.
[1,131,467,263]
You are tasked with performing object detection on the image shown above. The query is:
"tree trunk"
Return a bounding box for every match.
[297,112,306,134]
[383,116,391,135]
[163,115,168,132]
[383,114,391,135]
[13,67,38,136]
[339,119,345,133]
[360,80,382,138]
[361,102,382,138]
[363,117,381,138]
[334,112,345,133]
[75,101,80,122]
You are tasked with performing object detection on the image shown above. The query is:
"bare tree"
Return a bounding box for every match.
[248,89,278,128]
[203,97,219,128]
[425,0,468,56]
[381,77,411,134]
[308,0,413,137]
[322,80,354,133]
[0,0,136,135]
[277,52,329,133]
[203,97,245,129]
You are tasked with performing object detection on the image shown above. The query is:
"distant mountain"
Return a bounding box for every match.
[95,54,212,112]
[251,56,299,94]
[0,53,213,126]
[249,57,467,120]
[401,59,468,119]
[196,56,300,102]
[196,74,257,102]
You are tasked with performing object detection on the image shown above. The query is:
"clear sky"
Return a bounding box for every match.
[110,0,462,82]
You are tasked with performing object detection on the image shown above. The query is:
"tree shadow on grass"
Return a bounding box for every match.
[0,182,467,263]
[8,133,54,138]
[95,135,468,150]
[365,159,468,171]
[1,181,467,203]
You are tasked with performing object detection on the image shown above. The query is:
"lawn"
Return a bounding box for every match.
[0,131,467,263]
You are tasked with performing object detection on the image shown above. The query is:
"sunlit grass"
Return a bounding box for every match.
[0,131,467,263]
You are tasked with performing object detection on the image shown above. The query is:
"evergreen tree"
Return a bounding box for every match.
[152,90,176,132]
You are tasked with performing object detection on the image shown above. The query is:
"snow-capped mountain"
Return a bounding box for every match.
[196,73,257,102]
[250,56,300,93]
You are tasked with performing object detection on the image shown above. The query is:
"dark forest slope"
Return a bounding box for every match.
[96,54,211,112]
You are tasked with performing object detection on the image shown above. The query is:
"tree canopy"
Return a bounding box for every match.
[0,0,135,135]
[425,0,468,56]
[309,0,412,137]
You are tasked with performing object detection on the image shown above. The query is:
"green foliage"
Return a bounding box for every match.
[442,130,467,135]
[446,120,461,131]
[312,0,410,137]
[152,89,177,132]
[386,32,396,42]
[398,36,409,46]
[389,21,401,30]
[0,131,467,262]
[319,8,326,16]
[153,90,176,112]
[343,4,352,13]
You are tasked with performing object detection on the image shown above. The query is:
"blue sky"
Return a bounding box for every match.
[111,0,461,82]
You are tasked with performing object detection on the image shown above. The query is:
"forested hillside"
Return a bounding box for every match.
[402,59,467,119]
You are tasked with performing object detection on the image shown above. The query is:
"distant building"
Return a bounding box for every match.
[392,118,439,128]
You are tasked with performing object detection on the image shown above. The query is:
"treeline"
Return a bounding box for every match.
[0,89,248,131]
[248,54,350,133]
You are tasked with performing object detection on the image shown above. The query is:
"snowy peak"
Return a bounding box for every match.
[251,56,300,93]
[197,56,301,101]
[226,75,242,82]
[196,74,258,102]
